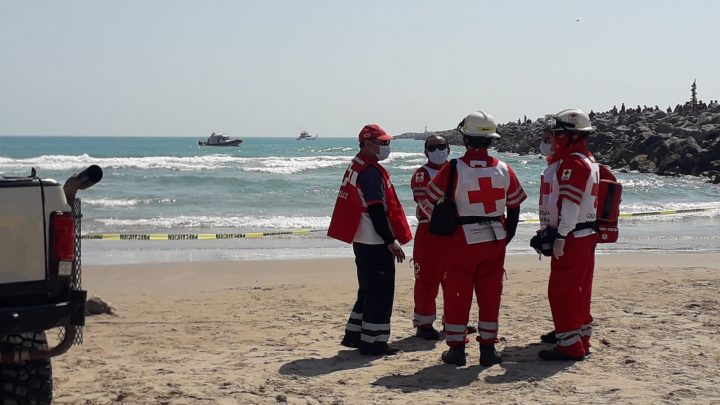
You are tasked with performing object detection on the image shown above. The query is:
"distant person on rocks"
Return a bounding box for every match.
[327,123,412,356]
[420,110,526,367]
[534,109,601,361]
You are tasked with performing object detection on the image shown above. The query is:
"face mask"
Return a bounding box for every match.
[377,145,391,160]
[428,149,448,165]
[539,141,553,157]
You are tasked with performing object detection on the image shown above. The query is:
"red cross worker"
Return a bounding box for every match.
[422,110,526,367]
[410,135,453,340]
[535,109,601,362]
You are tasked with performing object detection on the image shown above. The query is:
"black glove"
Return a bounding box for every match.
[530,228,558,257]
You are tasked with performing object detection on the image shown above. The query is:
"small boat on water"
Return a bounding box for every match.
[198,132,243,146]
[297,130,318,140]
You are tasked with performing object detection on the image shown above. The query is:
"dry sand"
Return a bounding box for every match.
[52,253,720,404]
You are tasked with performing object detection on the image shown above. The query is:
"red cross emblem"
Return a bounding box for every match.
[467,177,505,212]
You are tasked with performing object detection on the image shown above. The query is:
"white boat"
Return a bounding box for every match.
[198,132,243,147]
[297,130,318,140]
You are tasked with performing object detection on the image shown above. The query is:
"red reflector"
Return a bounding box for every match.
[51,211,75,261]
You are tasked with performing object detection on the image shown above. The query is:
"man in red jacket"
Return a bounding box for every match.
[422,111,526,367]
[327,124,412,356]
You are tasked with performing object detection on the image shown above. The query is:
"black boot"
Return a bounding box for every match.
[538,348,585,361]
[415,325,441,340]
[441,346,467,366]
[359,342,400,356]
[540,330,557,344]
[340,333,360,348]
[479,344,503,367]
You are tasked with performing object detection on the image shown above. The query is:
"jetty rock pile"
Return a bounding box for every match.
[398,101,720,183]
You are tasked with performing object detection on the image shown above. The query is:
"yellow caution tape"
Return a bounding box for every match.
[81,207,718,241]
[81,229,326,241]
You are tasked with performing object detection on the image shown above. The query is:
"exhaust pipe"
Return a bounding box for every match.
[0,327,77,363]
[63,165,103,204]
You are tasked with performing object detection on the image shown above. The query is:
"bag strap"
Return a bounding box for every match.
[445,159,457,201]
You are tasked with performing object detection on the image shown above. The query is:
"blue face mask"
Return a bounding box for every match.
[540,141,553,157]
[377,145,391,160]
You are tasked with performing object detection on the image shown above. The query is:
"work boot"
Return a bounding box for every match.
[441,346,467,366]
[340,334,360,349]
[415,325,441,340]
[479,344,503,367]
[538,348,585,361]
[359,342,400,356]
[540,330,557,343]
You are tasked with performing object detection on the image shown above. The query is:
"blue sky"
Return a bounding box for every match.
[1,0,718,137]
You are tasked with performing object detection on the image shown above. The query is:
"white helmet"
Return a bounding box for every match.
[546,108,595,132]
[458,110,500,138]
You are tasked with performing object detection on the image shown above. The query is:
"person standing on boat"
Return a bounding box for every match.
[421,110,526,367]
[410,135,452,340]
[328,123,412,356]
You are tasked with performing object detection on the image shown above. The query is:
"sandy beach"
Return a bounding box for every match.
[51,253,720,404]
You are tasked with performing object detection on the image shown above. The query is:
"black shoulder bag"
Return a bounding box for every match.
[429,159,458,236]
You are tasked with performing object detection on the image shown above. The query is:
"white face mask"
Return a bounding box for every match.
[539,141,553,157]
[427,149,448,165]
[377,145,391,160]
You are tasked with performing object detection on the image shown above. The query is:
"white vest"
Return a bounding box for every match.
[539,161,561,228]
[454,159,510,217]
[453,159,511,244]
[415,164,440,222]
[541,153,600,237]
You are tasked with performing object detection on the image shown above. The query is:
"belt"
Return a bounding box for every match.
[573,221,598,232]
[458,216,502,225]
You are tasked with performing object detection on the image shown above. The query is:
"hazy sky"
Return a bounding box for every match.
[1,1,718,137]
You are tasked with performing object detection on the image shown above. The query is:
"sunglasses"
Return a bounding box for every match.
[371,140,390,146]
[426,144,448,152]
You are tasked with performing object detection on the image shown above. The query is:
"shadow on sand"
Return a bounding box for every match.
[372,342,575,392]
[279,333,444,378]
[279,349,375,377]
[389,334,442,353]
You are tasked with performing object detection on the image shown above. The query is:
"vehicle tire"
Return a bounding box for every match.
[0,332,52,405]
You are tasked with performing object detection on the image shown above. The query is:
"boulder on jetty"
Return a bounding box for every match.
[396,100,720,183]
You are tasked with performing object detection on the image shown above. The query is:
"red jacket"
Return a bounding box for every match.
[327,154,412,244]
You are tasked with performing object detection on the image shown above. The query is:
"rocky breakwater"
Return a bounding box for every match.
[398,102,720,183]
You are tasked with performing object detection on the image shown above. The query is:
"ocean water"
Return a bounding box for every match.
[1,136,719,265]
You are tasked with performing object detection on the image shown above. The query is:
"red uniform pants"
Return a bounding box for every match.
[412,223,450,327]
[443,231,506,347]
[549,233,598,356]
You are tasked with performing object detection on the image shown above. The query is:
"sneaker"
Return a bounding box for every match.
[415,325,441,340]
[479,344,503,367]
[441,346,467,366]
[540,330,557,344]
[359,342,400,356]
[538,348,585,361]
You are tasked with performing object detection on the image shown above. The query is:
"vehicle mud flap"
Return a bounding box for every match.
[70,289,87,326]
